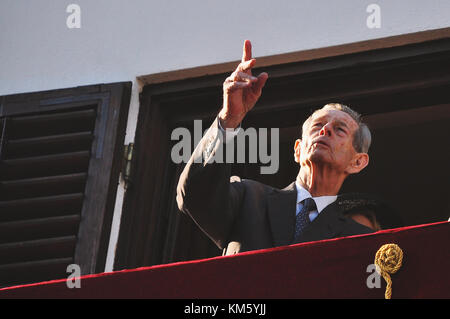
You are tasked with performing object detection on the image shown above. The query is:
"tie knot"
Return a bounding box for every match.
[302,197,316,212]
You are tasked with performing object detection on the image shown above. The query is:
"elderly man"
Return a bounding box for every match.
[177,40,375,255]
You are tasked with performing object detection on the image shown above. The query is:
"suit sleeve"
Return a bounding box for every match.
[176,117,245,249]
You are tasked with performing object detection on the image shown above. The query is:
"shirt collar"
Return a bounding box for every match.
[295,181,338,213]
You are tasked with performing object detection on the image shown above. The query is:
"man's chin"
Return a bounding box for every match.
[308,150,331,164]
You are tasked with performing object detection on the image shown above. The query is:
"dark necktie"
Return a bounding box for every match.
[294,198,316,242]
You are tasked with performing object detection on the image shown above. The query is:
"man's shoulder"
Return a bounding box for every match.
[230,176,293,195]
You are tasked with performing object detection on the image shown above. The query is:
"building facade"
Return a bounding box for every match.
[1,0,450,287]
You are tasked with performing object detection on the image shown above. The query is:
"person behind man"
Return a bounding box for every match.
[177,40,376,255]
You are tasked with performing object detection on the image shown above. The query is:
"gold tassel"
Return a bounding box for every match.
[374,243,403,299]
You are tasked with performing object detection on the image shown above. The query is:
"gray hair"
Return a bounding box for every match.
[302,103,372,153]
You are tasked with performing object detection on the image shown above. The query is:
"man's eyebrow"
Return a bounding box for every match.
[311,115,327,123]
[310,116,354,131]
[335,120,350,129]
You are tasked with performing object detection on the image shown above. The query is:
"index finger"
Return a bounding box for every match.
[241,40,252,63]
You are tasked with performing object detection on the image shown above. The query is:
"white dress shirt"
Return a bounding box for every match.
[295,181,337,222]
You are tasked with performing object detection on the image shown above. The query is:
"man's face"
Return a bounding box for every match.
[295,109,362,173]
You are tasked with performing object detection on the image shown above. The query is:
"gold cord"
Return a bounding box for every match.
[374,243,403,299]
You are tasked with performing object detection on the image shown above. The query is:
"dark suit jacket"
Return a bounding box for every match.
[176,118,374,256]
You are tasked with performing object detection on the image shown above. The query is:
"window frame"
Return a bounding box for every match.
[114,29,450,271]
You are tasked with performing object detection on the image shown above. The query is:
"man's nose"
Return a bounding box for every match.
[319,123,332,136]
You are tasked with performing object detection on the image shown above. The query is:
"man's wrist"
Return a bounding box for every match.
[217,116,241,144]
[219,118,241,130]
[218,110,243,130]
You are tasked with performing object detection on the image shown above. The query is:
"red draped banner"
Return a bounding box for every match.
[1,221,448,299]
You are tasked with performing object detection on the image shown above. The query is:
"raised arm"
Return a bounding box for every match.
[176,40,268,249]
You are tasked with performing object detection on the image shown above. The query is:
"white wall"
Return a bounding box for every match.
[2,0,450,94]
[1,0,449,271]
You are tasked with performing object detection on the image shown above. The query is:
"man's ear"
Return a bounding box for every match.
[346,153,369,174]
[294,139,302,163]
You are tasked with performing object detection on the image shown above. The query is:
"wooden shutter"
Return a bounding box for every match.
[0,82,131,287]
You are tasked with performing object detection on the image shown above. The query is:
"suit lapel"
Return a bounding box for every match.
[267,182,297,247]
